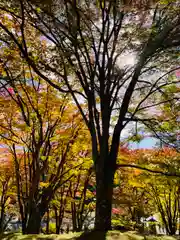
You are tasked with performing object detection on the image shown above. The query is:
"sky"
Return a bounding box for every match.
[120,121,160,150]
[129,137,160,149]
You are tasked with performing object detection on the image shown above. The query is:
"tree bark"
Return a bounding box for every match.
[24,207,43,234]
[46,208,50,234]
[55,207,64,234]
[71,202,78,232]
[94,163,115,231]
[0,204,5,233]
[55,207,60,234]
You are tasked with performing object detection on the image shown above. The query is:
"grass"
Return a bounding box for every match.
[0,231,178,240]
[0,232,81,240]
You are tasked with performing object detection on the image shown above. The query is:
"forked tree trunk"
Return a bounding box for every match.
[22,202,48,234]
[95,162,115,231]
[21,211,42,234]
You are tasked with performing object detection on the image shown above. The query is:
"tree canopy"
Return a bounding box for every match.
[0,0,179,233]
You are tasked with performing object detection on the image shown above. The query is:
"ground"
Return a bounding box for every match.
[0,232,178,240]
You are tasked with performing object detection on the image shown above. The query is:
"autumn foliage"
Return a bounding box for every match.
[0,0,179,235]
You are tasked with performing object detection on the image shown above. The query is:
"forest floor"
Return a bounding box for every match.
[0,231,179,240]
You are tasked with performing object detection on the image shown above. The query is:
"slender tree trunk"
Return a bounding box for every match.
[22,218,27,234]
[168,220,176,235]
[55,208,60,234]
[46,208,50,234]
[0,204,5,233]
[77,211,84,232]
[94,163,115,231]
[55,207,64,234]
[71,202,78,232]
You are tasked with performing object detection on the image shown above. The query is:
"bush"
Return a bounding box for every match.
[41,222,56,234]
[111,219,133,232]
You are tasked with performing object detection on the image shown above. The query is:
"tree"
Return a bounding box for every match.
[149,178,180,235]
[0,0,180,231]
[142,148,180,235]
[0,151,16,233]
[138,84,180,150]
[51,184,70,234]
[51,151,93,233]
[69,164,94,232]
[113,147,156,231]
[0,67,88,233]
[122,147,180,235]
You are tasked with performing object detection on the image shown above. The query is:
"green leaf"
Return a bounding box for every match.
[161,122,170,131]
[41,156,47,161]
[36,7,41,13]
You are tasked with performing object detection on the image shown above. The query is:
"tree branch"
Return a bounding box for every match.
[117,164,180,178]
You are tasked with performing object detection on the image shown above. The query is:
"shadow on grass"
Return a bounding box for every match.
[75,230,106,240]
[0,232,16,240]
[0,233,57,240]
[0,232,31,240]
[0,231,107,240]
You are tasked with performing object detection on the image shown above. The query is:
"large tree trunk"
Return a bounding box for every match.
[25,211,42,234]
[94,163,115,231]
[25,212,41,234]
[21,198,49,234]
[167,220,176,235]
[24,203,46,235]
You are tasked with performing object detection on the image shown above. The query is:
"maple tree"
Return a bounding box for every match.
[0,23,93,233]
[51,184,70,234]
[50,151,93,233]
[0,0,180,232]
[69,165,95,232]
[0,152,16,233]
[112,147,154,230]
[0,61,91,234]
[115,147,180,235]
[149,177,180,235]
[140,148,180,235]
